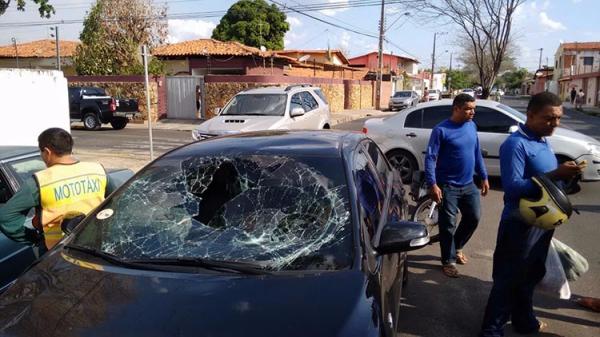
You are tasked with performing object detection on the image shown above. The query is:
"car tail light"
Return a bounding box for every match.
[109,98,116,112]
[362,127,368,134]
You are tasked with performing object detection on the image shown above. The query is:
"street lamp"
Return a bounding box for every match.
[430,31,447,88]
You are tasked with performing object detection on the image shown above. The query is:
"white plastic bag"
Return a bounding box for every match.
[552,238,589,282]
[537,240,571,299]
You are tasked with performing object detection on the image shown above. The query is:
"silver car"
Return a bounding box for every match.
[388,90,419,111]
[363,99,600,183]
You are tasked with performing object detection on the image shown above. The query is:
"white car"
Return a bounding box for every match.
[427,89,441,101]
[362,99,600,183]
[192,85,331,140]
[460,88,475,97]
[388,90,420,111]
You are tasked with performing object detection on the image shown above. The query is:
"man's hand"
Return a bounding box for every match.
[550,161,585,181]
[429,184,443,204]
[481,179,490,196]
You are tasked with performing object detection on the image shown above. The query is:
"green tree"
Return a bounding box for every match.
[212,0,289,50]
[0,0,54,17]
[445,69,474,91]
[498,68,530,90]
[74,0,167,75]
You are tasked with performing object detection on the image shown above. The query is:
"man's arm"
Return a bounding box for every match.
[500,140,536,201]
[474,132,488,181]
[0,178,40,243]
[424,127,442,186]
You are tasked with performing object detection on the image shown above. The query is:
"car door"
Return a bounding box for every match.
[472,106,519,176]
[288,92,309,129]
[403,105,452,169]
[0,165,36,292]
[299,91,321,129]
[68,88,82,119]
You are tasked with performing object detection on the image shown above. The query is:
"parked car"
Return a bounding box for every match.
[388,90,420,111]
[68,86,140,131]
[362,99,600,183]
[460,88,475,97]
[192,85,331,141]
[427,89,441,101]
[0,131,430,337]
[0,146,133,292]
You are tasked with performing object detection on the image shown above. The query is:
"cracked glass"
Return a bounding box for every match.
[72,154,353,271]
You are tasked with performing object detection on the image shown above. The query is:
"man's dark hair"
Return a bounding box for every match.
[452,93,476,108]
[527,92,562,114]
[38,128,73,155]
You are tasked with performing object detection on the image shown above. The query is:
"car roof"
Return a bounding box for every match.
[240,86,317,95]
[0,146,39,161]
[165,130,365,160]
[414,98,499,109]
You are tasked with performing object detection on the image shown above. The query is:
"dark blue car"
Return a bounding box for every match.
[0,131,429,337]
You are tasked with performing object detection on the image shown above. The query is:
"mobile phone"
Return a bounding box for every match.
[577,160,587,167]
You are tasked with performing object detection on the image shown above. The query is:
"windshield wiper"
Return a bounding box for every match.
[127,257,272,275]
[63,244,167,271]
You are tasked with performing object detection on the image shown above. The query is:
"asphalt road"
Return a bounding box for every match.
[73,99,600,336]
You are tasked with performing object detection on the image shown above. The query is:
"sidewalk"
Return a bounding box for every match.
[127,108,390,132]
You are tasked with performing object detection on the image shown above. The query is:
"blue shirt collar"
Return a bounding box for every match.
[518,123,545,142]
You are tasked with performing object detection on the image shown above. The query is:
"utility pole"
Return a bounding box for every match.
[49,26,60,70]
[11,37,19,68]
[538,48,543,70]
[430,32,447,90]
[375,0,385,110]
[142,45,154,160]
[448,52,453,93]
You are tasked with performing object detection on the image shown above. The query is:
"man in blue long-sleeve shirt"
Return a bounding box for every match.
[480,92,584,336]
[424,93,489,278]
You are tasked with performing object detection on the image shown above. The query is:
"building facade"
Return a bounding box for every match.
[0,39,79,75]
[554,42,600,106]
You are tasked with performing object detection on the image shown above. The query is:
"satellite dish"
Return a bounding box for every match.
[298,54,310,62]
[260,46,267,52]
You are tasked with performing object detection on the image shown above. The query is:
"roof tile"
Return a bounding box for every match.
[0,39,79,58]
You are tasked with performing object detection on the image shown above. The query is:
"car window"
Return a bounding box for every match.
[221,94,287,116]
[0,173,11,204]
[394,91,411,98]
[313,89,329,105]
[68,88,80,101]
[300,91,319,112]
[354,148,385,239]
[473,107,518,133]
[290,93,305,113]
[363,140,390,192]
[7,156,46,184]
[404,109,422,128]
[422,106,451,128]
[71,154,353,271]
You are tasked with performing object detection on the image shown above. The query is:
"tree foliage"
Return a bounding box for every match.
[497,68,530,90]
[0,0,54,17]
[412,0,525,98]
[212,0,289,50]
[74,0,167,75]
[445,69,475,91]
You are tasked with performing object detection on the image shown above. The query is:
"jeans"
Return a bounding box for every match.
[438,182,481,265]
[480,217,554,337]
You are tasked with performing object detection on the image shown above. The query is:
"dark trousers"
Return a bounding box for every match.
[438,182,481,265]
[480,217,554,337]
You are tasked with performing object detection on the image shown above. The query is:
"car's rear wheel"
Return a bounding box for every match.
[83,112,101,131]
[386,149,418,183]
[110,117,129,130]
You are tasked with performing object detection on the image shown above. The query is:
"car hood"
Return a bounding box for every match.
[551,126,599,146]
[0,250,378,337]
[196,116,286,135]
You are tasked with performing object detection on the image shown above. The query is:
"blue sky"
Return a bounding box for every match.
[0,0,597,71]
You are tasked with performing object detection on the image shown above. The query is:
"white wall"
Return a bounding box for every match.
[0,69,70,146]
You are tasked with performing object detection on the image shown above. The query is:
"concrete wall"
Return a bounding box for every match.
[344,80,374,109]
[0,69,70,146]
[67,75,167,121]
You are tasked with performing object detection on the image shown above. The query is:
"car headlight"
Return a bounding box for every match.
[588,143,600,156]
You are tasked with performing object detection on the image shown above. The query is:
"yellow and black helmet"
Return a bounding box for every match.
[519,175,573,230]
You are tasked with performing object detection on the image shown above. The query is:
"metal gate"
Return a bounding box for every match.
[166,76,204,119]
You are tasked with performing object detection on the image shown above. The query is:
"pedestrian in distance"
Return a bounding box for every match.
[479,92,586,337]
[575,89,585,110]
[422,87,429,102]
[0,128,112,257]
[424,93,490,278]
[570,87,577,105]
[196,85,203,117]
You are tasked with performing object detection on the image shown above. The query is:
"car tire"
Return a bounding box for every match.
[110,117,129,130]
[412,197,440,243]
[83,112,101,131]
[386,149,418,183]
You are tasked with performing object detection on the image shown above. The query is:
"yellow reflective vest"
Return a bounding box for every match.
[34,162,107,248]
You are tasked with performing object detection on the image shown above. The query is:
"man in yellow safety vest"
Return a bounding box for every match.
[0,128,109,255]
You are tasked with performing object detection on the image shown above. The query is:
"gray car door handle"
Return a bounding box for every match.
[406,132,417,138]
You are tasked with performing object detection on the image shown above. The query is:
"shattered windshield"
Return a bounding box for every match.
[71,154,353,271]
[221,94,287,116]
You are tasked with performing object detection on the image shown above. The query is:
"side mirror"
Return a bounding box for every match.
[61,214,85,235]
[508,125,518,134]
[290,107,305,118]
[375,220,429,254]
[214,107,222,115]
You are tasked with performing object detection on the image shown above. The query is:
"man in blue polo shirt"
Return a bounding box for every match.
[425,93,489,278]
[479,92,585,336]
